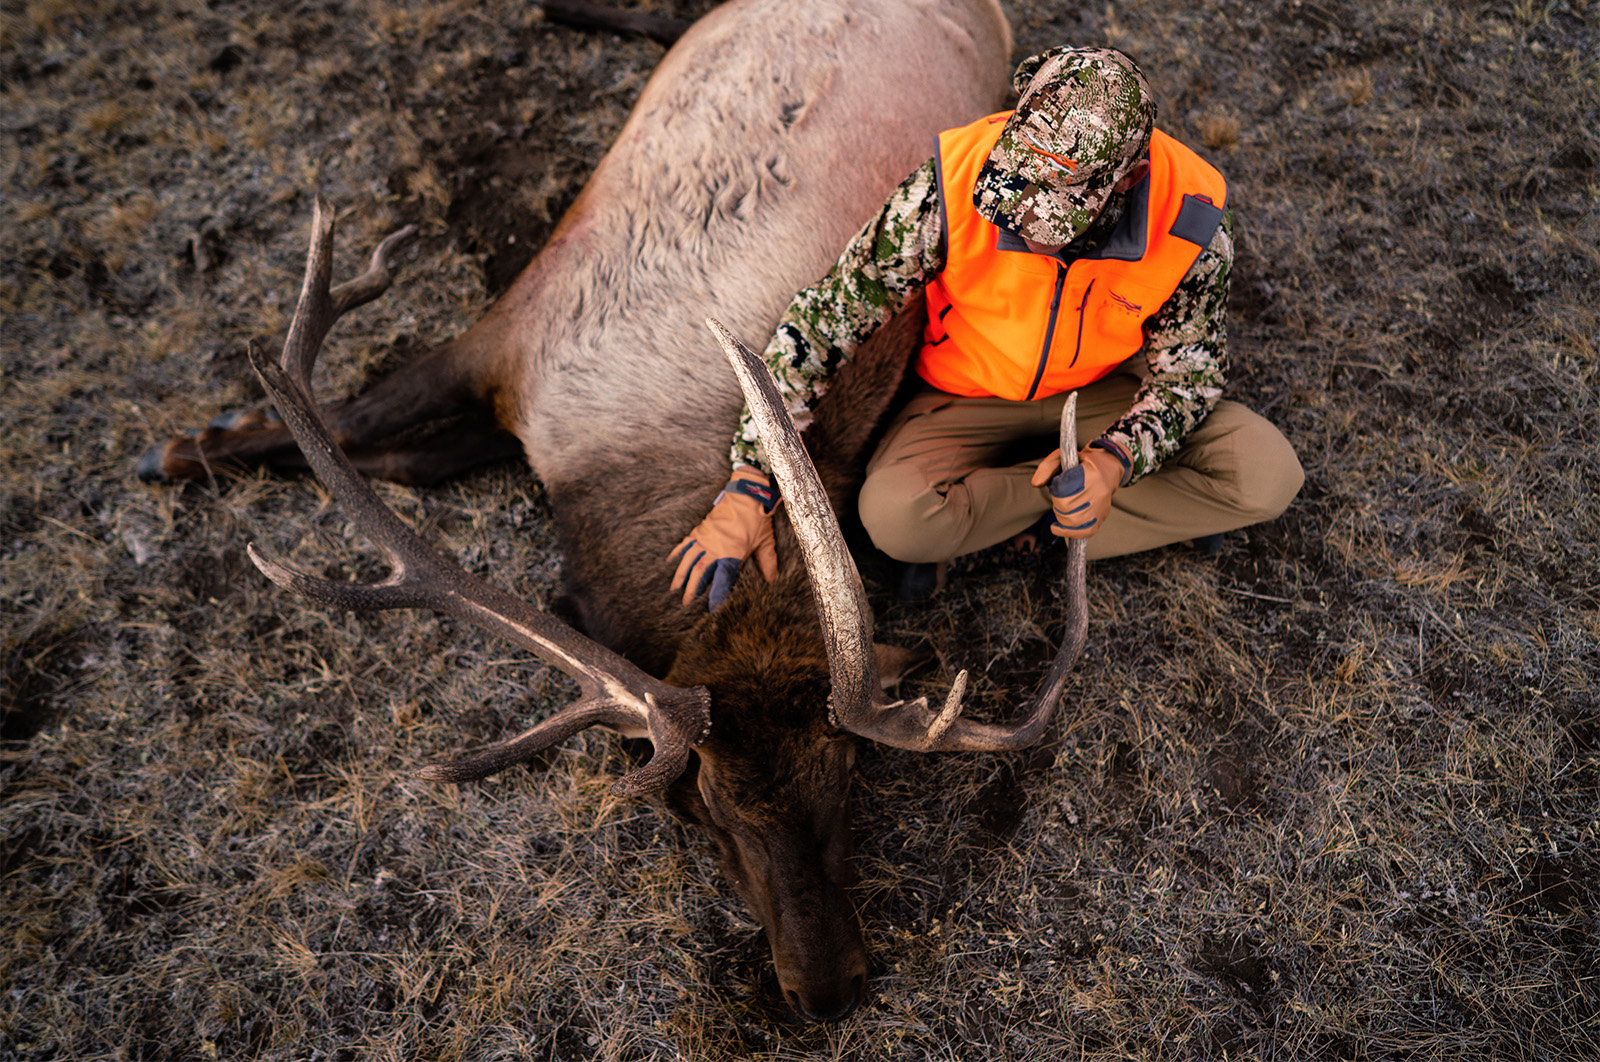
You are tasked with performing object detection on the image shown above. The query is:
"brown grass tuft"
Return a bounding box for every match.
[78,100,136,136]
[1340,68,1375,107]
[1196,109,1241,152]
[83,194,161,246]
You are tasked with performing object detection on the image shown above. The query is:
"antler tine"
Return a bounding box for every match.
[246,200,709,794]
[837,395,1087,753]
[276,200,417,382]
[706,319,969,737]
[331,223,418,318]
[876,394,1086,752]
[708,314,1085,754]
[886,393,1086,751]
[412,685,710,797]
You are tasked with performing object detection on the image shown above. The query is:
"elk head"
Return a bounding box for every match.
[664,576,868,1021]
[246,201,1086,1022]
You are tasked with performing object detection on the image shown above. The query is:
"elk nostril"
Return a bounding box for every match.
[844,972,866,1016]
[785,976,867,1023]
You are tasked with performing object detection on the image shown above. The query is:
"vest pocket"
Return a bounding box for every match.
[1091,283,1157,349]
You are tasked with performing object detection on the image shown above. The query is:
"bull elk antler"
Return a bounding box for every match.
[706,319,1087,753]
[244,198,710,796]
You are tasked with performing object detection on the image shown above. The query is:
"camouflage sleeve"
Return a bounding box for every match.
[730,158,945,472]
[1093,207,1234,485]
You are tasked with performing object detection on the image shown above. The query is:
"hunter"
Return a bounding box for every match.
[672,46,1304,607]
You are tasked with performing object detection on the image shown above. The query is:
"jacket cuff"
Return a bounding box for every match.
[724,471,779,512]
[1088,437,1133,487]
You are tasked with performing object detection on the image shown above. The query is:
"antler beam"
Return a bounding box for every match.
[248,198,710,795]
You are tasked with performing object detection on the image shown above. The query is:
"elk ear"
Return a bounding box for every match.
[872,643,928,691]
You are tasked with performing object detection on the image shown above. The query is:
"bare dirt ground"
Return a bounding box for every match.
[2,0,1596,1058]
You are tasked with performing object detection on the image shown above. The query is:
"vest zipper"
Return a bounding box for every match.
[1025,269,1092,401]
[1068,278,1094,370]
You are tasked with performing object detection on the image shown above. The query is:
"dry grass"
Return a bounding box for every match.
[3,0,1597,1058]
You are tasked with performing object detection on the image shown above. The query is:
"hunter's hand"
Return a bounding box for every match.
[669,467,779,609]
[1030,447,1121,539]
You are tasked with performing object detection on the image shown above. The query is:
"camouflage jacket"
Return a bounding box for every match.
[730,157,1234,485]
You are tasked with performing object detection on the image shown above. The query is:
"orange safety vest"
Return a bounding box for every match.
[919,113,1228,401]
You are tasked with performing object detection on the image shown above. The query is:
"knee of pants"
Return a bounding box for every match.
[1228,419,1305,522]
[858,465,954,563]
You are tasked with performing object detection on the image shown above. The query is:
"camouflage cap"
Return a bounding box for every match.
[973,47,1156,245]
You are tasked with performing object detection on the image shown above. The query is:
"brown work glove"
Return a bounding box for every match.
[1030,447,1121,539]
[669,466,779,609]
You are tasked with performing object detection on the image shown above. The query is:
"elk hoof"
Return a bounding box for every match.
[136,442,175,483]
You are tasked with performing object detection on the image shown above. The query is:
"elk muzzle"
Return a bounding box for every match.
[693,747,868,1022]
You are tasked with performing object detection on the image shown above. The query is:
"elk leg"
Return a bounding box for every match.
[226,417,522,487]
[139,336,510,484]
[343,419,525,487]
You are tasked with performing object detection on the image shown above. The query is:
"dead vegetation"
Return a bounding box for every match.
[2,0,1596,1058]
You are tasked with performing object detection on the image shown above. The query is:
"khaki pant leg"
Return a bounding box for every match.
[1090,399,1304,560]
[858,377,1141,563]
[858,374,1304,564]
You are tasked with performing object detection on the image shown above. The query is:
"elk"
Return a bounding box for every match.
[141,0,1090,1022]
